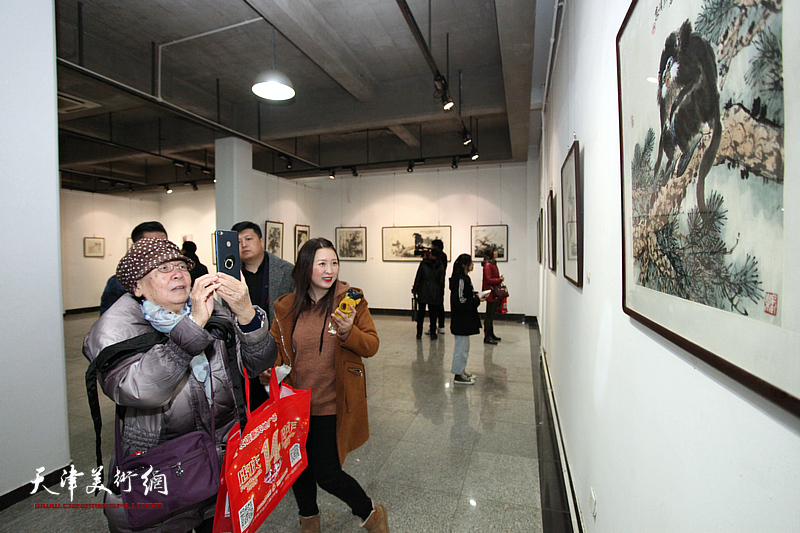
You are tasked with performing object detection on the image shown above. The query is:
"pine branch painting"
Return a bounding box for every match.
[626,0,783,323]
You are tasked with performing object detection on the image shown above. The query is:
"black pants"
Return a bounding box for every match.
[434,302,445,329]
[416,302,437,335]
[484,301,498,339]
[292,415,372,521]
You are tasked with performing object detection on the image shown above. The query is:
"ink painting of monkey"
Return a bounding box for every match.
[653,20,721,220]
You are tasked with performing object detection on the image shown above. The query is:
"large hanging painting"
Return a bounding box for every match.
[381,226,451,262]
[617,0,797,413]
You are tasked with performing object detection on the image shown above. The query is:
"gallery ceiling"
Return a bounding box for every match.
[55,0,555,193]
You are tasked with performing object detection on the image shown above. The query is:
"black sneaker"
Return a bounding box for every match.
[454,373,476,385]
[492,335,502,342]
[430,332,438,340]
[483,338,498,345]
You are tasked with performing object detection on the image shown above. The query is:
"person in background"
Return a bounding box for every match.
[429,239,448,334]
[100,221,167,315]
[449,253,487,385]
[181,240,209,286]
[481,245,504,345]
[232,220,295,409]
[269,237,388,533]
[84,238,277,532]
[412,250,444,340]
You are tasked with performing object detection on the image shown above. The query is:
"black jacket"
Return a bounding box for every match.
[449,274,482,336]
[413,257,444,304]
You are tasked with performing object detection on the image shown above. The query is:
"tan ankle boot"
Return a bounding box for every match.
[361,504,389,532]
[299,514,320,533]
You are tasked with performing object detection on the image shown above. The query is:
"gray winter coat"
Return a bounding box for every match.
[83,294,277,532]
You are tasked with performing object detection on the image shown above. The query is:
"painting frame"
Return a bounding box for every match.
[561,140,583,288]
[294,224,310,260]
[83,237,104,258]
[381,226,451,262]
[335,227,367,261]
[617,0,797,415]
[265,220,284,259]
[547,191,557,272]
[471,225,508,262]
[537,209,543,265]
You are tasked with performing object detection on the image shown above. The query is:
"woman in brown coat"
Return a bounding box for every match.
[269,237,388,533]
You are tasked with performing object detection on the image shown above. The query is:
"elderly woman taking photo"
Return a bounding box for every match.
[84,238,277,532]
[269,237,387,533]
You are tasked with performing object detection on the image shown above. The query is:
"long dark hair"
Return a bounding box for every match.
[291,237,340,318]
[451,253,472,279]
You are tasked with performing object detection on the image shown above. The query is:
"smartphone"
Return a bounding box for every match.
[214,230,241,278]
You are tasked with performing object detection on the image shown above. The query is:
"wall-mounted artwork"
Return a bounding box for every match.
[265,221,283,259]
[548,191,557,272]
[295,225,310,260]
[561,140,583,287]
[336,227,367,261]
[381,226,451,262]
[537,209,543,265]
[84,237,104,258]
[617,0,796,414]
[471,225,509,262]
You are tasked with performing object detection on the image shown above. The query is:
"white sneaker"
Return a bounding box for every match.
[454,373,476,384]
[437,327,446,334]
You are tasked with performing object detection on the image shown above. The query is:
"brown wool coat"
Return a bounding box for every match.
[269,281,380,465]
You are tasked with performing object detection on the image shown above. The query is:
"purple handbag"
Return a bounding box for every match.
[114,376,220,528]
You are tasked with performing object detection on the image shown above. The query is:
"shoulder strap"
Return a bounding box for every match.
[85,331,168,493]
[205,315,248,430]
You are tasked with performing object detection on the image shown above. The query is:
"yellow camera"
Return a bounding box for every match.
[337,289,363,317]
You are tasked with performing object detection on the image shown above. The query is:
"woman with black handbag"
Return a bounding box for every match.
[481,245,505,344]
[84,238,277,532]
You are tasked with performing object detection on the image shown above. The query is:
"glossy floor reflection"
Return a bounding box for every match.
[2,312,542,532]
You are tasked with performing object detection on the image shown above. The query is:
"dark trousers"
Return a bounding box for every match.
[434,302,445,329]
[416,302,437,335]
[292,415,372,521]
[484,301,498,339]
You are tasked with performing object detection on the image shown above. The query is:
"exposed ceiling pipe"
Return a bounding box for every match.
[58,58,319,168]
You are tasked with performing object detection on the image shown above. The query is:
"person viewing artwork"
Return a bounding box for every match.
[232,220,295,410]
[449,253,487,385]
[269,237,389,532]
[412,249,444,339]
[481,244,504,345]
[180,240,209,286]
[83,237,277,532]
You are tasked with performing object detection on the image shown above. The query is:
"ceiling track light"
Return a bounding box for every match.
[407,160,414,172]
[279,154,292,169]
[461,128,472,145]
[451,156,459,169]
[253,26,295,101]
[470,146,479,161]
[329,169,336,180]
[351,166,358,177]
[190,182,198,191]
[442,93,454,111]
[201,167,212,175]
[164,184,173,194]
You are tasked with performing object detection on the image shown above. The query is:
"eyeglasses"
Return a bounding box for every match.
[156,263,189,274]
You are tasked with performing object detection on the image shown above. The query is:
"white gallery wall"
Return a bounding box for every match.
[539,0,800,531]
[60,163,538,317]
[0,0,71,498]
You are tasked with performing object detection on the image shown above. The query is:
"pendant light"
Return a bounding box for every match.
[252,25,295,101]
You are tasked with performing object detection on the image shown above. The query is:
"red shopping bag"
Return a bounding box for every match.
[499,297,508,314]
[213,370,310,533]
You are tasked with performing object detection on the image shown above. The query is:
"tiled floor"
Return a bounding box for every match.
[1,313,544,532]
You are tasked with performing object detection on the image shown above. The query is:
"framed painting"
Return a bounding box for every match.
[617,0,797,414]
[265,220,284,259]
[294,224,310,260]
[548,191,557,272]
[84,237,104,257]
[381,226,451,262]
[471,225,508,262]
[336,227,367,261]
[561,140,583,287]
[537,209,543,265]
